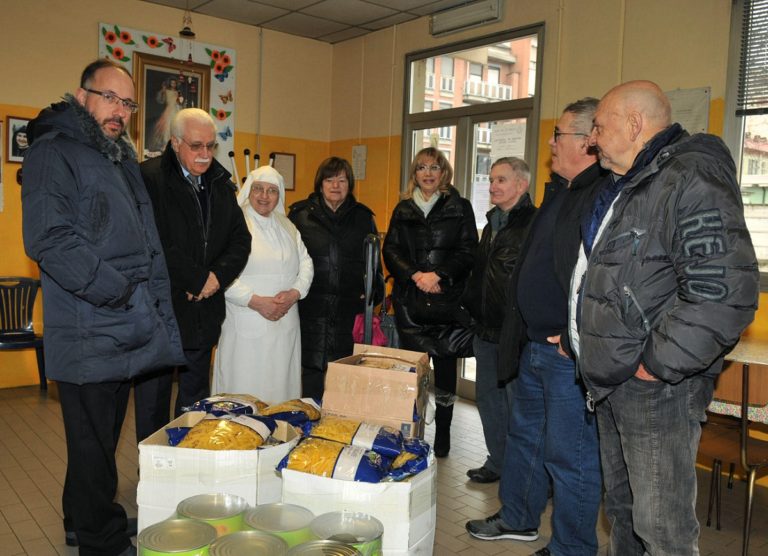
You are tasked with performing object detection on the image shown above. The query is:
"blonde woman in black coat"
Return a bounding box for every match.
[383,147,477,457]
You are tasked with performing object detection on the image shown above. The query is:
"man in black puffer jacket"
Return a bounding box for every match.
[462,157,536,484]
[23,60,185,556]
[134,108,251,441]
[572,80,759,555]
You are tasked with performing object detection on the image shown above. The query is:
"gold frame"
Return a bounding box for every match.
[132,52,211,159]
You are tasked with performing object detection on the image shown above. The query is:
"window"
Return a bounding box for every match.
[487,66,500,85]
[725,0,768,278]
[469,62,483,82]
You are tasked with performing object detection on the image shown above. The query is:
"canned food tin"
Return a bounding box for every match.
[243,503,315,547]
[176,493,248,537]
[208,530,289,556]
[310,512,383,556]
[287,540,362,555]
[138,518,217,556]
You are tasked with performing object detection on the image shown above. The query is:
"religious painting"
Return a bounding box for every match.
[6,116,31,163]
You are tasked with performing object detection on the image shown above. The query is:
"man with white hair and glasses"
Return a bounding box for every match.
[134,108,251,442]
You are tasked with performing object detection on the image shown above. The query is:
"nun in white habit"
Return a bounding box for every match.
[212,166,313,402]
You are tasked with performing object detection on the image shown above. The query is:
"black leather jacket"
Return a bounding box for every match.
[463,194,536,342]
[383,186,477,356]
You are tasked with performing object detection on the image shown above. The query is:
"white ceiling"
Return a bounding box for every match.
[139,0,471,43]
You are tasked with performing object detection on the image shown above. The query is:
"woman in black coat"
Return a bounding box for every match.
[288,157,380,399]
[383,147,477,457]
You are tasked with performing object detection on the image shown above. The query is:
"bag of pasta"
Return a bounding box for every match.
[385,437,431,481]
[261,398,321,426]
[186,394,268,415]
[304,415,403,458]
[172,413,277,450]
[277,437,389,483]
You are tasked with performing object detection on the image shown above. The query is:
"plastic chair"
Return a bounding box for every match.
[0,277,46,391]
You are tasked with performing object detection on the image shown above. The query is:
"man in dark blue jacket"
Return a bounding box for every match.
[22,60,184,556]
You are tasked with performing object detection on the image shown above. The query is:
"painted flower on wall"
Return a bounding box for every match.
[103,29,117,44]
[143,35,160,48]
[106,45,129,62]
[212,108,231,121]
[119,30,135,45]
[206,47,234,82]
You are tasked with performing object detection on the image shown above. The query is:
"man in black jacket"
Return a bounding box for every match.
[134,108,251,442]
[573,81,758,555]
[23,60,185,556]
[467,99,606,556]
[463,157,536,483]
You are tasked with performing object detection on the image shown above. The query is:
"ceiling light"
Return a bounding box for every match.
[430,0,502,37]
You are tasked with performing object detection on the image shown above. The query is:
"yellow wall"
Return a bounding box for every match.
[2,0,766,388]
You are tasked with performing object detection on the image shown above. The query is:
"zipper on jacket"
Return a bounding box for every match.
[605,228,646,256]
[622,284,651,333]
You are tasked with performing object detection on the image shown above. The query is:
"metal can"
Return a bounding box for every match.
[138,518,217,556]
[209,530,289,555]
[310,512,383,556]
[243,503,315,547]
[287,540,362,555]
[176,493,248,537]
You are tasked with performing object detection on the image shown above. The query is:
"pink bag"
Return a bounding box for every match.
[352,313,388,346]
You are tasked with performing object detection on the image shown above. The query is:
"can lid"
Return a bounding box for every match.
[244,503,315,532]
[209,530,289,556]
[138,518,218,551]
[177,493,249,520]
[310,511,383,542]
[286,540,363,555]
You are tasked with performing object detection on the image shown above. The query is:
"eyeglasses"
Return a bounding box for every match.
[180,137,218,152]
[85,88,139,113]
[416,164,442,173]
[553,129,589,141]
[250,185,280,197]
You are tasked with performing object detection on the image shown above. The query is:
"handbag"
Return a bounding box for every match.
[352,313,388,346]
[353,233,386,345]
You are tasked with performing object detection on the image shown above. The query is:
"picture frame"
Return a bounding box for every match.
[271,152,296,191]
[6,116,31,163]
[132,52,211,160]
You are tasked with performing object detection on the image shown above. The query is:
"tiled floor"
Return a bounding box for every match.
[0,384,766,555]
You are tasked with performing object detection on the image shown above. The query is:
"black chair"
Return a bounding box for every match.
[0,277,46,391]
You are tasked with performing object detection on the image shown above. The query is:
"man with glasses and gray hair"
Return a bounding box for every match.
[466,98,607,556]
[23,59,185,556]
[134,108,250,442]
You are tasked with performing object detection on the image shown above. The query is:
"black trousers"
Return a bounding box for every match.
[59,380,132,556]
[432,355,458,397]
[133,347,213,442]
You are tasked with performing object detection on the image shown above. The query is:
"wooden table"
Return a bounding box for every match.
[719,337,768,556]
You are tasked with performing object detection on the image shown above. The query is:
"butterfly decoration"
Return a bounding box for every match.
[162,37,176,53]
[218,126,232,141]
[215,71,229,83]
[219,90,233,104]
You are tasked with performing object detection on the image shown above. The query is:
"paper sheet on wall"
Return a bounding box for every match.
[666,87,710,134]
[0,121,4,213]
[352,145,367,180]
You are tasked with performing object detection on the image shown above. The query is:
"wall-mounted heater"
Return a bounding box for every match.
[430,0,502,37]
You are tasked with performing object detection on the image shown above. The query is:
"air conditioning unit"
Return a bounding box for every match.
[430,0,502,37]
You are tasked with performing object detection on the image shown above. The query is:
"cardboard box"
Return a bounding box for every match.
[137,411,299,532]
[323,344,430,438]
[281,463,437,555]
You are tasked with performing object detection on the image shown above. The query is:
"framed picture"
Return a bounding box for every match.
[6,116,30,163]
[271,152,296,191]
[132,52,210,160]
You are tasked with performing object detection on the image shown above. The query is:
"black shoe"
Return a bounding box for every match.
[532,549,551,556]
[466,466,500,483]
[65,517,138,547]
[433,404,453,457]
[465,512,539,541]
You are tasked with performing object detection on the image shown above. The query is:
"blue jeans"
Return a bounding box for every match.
[500,342,601,556]
[473,336,508,474]
[597,374,714,556]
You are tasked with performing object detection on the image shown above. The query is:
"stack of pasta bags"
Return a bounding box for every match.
[276,414,432,483]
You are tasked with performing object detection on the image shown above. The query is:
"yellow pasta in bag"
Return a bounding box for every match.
[177,414,275,450]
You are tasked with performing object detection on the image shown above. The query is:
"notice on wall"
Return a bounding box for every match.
[490,121,526,159]
[666,87,710,134]
[472,175,491,228]
[0,121,4,213]
[352,144,367,180]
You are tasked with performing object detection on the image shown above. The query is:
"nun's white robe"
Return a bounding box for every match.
[213,176,313,402]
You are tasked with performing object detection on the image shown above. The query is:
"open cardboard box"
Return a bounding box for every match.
[137,411,299,532]
[322,344,430,438]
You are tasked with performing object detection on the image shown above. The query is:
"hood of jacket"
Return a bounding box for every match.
[27,94,136,163]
